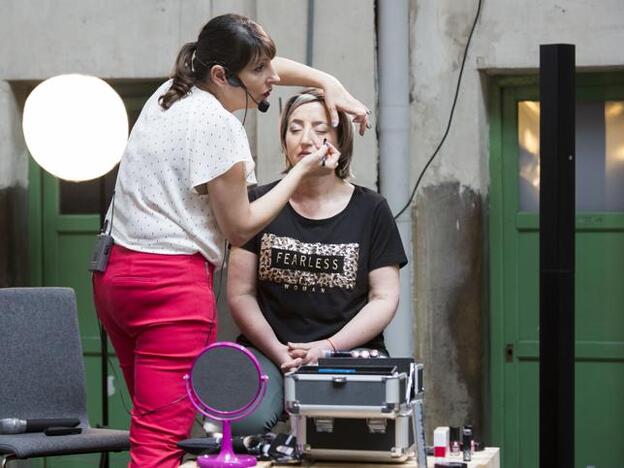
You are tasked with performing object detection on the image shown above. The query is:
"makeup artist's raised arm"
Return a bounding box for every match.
[272,57,370,135]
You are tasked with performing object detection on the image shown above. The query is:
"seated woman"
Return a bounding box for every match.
[227,88,407,435]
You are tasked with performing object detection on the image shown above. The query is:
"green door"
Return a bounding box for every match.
[490,74,624,468]
[27,80,162,467]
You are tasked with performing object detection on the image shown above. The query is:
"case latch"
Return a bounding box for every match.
[367,418,388,434]
[331,376,347,385]
[313,417,334,433]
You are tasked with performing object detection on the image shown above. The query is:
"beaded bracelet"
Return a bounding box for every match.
[326,337,337,352]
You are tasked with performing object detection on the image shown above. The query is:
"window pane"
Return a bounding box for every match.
[59,166,118,215]
[518,100,624,212]
[605,102,624,209]
[518,101,540,211]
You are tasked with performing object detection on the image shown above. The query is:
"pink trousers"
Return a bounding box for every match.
[93,245,217,468]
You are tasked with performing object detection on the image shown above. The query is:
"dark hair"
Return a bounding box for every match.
[280,88,354,179]
[159,13,276,110]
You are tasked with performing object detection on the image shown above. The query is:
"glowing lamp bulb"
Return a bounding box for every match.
[22,74,128,181]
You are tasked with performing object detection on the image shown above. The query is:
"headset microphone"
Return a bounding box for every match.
[242,88,270,113]
[255,98,270,113]
[227,74,270,113]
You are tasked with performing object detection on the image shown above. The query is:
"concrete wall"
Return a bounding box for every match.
[410,0,624,441]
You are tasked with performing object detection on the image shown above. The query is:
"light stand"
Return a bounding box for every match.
[99,177,110,468]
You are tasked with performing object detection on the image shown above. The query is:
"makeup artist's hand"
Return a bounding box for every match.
[322,78,371,136]
[321,141,341,168]
[295,140,340,174]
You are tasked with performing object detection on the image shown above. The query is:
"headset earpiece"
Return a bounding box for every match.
[226,73,243,88]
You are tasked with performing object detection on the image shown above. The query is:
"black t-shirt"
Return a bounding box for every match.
[237,182,408,353]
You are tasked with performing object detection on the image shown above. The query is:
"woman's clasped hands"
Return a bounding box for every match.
[279,339,334,373]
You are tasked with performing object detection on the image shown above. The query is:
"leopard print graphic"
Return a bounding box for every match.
[258,233,359,289]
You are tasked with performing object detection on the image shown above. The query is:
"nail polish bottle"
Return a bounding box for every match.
[449,426,461,456]
[462,425,472,462]
[433,426,450,458]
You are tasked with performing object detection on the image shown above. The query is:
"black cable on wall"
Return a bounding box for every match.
[393,0,483,220]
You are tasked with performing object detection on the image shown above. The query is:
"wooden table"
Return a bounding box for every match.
[181,447,500,468]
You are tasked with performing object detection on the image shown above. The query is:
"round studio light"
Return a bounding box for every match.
[22,74,128,182]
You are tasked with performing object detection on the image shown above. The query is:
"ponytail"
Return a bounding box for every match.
[159,42,197,110]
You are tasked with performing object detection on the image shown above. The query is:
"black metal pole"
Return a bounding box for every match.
[98,175,110,468]
[539,43,575,468]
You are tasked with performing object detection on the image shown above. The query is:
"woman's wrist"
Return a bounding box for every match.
[269,343,289,365]
[326,338,337,352]
[287,161,307,180]
[320,74,342,91]
[315,72,341,91]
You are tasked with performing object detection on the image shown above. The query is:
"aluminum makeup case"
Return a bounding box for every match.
[284,358,424,463]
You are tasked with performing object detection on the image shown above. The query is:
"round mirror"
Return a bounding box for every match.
[191,344,263,415]
[185,342,268,467]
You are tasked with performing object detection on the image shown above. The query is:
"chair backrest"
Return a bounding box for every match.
[0,287,89,426]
